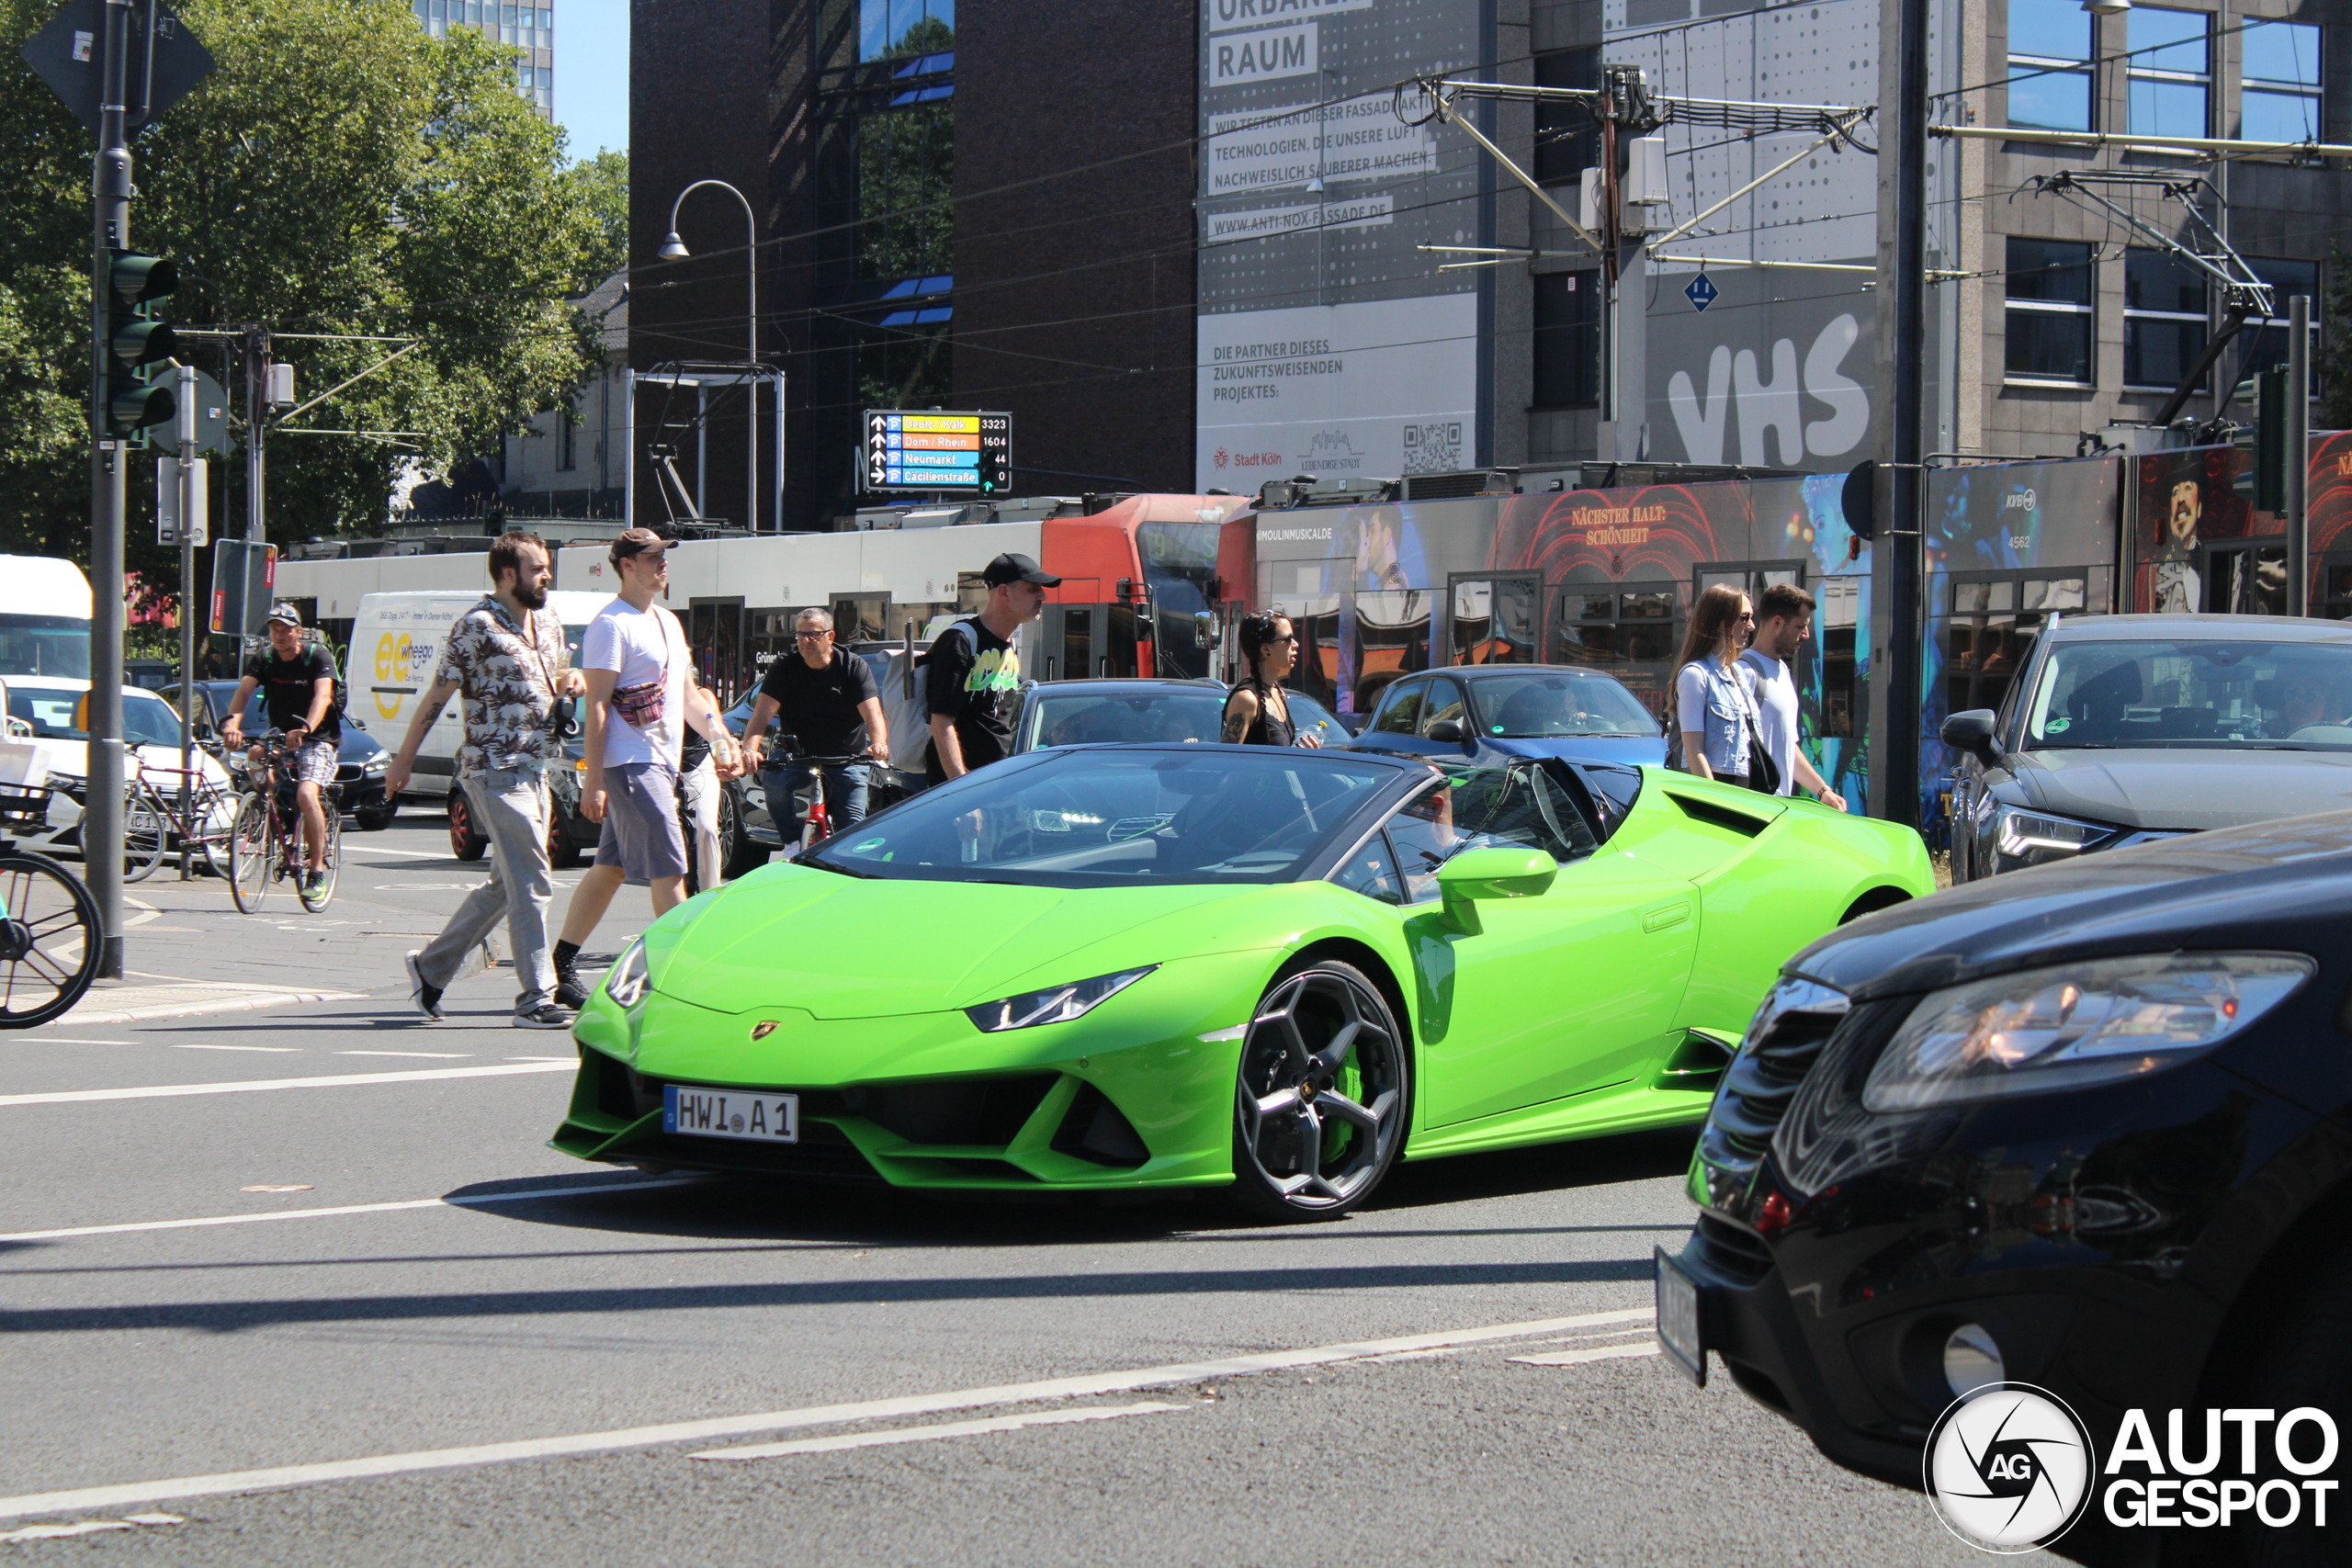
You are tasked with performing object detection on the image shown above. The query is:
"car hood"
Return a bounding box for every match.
[652,866,1270,1019]
[2012,746,2352,831]
[1791,808,2352,1002]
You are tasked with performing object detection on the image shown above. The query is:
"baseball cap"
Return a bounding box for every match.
[265,602,303,627]
[981,552,1061,589]
[609,527,672,566]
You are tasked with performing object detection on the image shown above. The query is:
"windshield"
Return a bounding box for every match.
[9,689,184,748]
[1025,689,1226,749]
[0,614,92,679]
[808,748,1398,886]
[1140,521,1219,680]
[2022,638,2352,750]
[1472,671,1658,737]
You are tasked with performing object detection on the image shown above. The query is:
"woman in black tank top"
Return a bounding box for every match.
[1220,612,1322,749]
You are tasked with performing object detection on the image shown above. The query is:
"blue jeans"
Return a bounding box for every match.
[764,762,870,847]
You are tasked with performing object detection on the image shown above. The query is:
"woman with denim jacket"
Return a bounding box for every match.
[1673,583,1758,786]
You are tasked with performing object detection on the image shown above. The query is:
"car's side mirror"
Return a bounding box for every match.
[1940,708,2001,768]
[1424,718,1470,744]
[1436,845,1556,932]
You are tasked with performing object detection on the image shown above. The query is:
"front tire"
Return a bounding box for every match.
[227,794,276,914]
[1227,958,1410,1222]
[447,789,489,862]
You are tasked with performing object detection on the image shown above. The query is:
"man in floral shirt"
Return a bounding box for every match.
[385,532,585,1028]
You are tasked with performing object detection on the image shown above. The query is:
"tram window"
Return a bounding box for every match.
[2321,558,2352,622]
[2204,546,2286,617]
[1947,570,2104,719]
[1551,582,1678,721]
[1353,590,1432,713]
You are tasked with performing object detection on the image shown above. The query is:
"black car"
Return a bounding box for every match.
[1662,816,2352,1565]
[1944,613,2352,881]
[192,679,396,830]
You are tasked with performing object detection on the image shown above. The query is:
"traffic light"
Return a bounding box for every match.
[978,446,1009,493]
[101,250,178,444]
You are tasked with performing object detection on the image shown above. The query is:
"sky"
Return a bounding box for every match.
[556,0,627,159]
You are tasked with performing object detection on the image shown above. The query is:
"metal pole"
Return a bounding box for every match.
[746,222,758,532]
[1869,0,1930,826]
[86,0,135,981]
[244,325,266,541]
[772,368,785,533]
[623,367,636,528]
[2290,293,2312,616]
[175,362,195,877]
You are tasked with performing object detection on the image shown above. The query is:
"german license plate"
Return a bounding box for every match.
[1655,1246,1706,1386]
[662,1085,797,1144]
[130,811,166,835]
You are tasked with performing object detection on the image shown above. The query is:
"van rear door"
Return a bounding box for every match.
[355,593,477,795]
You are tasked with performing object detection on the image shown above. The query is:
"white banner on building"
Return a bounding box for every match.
[1196,295,1479,490]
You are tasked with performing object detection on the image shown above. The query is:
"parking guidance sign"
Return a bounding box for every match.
[863,410,1011,494]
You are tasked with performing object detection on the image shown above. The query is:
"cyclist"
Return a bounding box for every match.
[741,607,888,850]
[220,604,339,898]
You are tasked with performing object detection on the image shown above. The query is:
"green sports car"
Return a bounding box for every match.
[553,746,1932,1219]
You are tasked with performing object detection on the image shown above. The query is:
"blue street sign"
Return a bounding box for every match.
[1684,273,1718,312]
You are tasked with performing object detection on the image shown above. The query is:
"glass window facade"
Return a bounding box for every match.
[1532,270,1599,408]
[2242,20,2322,145]
[863,0,955,62]
[2128,8,2211,141]
[2123,249,2208,390]
[2007,238,2097,384]
[2006,0,2094,131]
[2237,256,2323,397]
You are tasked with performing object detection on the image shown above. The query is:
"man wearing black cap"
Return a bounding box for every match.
[925,551,1058,783]
[221,602,340,897]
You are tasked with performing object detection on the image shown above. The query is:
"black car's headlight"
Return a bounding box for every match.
[605,937,651,1009]
[1862,953,2313,1111]
[1992,804,2115,866]
[967,965,1158,1032]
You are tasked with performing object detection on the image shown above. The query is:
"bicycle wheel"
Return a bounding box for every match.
[122,783,169,885]
[228,793,277,913]
[0,849,103,1027]
[195,783,237,879]
[300,805,341,911]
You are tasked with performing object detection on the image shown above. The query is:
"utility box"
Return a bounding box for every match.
[266,361,295,409]
[1623,136,1670,209]
[1579,166,1604,231]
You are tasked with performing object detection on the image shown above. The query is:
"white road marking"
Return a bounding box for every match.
[335,844,449,858]
[0,1513,180,1543]
[20,1039,137,1045]
[0,1308,1657,1522]
[170,1043,300,1054]
[1508,1342,1662,1368]
[0,1060,572,1108]
[0,1179,695,1243]
[694,1402,1183,1461]
[336,1050,470,1059]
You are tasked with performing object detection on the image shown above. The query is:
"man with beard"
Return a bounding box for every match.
[385,531,587,1028]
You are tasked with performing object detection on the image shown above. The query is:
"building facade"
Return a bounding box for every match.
[411,0,556,115]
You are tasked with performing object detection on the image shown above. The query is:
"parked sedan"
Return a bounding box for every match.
[1661,815,2352,1562]
[1012,679,1349,752]
[1945,613,2352,881]
[1346,664,1667,769]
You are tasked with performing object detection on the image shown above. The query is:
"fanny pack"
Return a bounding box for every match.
[611,616,673,729]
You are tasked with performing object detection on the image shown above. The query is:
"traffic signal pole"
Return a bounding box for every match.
[85,0,137,980]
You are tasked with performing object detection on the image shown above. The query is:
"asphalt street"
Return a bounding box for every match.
[0,815,1984,1565]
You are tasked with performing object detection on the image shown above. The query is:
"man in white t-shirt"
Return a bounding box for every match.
[551,529,741,1007]
[1738,581,1847,812]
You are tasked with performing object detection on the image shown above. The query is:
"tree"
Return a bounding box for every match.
[566,149,628,288]
[0,0,611,589]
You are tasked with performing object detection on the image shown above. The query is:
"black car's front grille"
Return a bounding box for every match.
[1700,979,1851,1181]
[1696,1213,1777,1285]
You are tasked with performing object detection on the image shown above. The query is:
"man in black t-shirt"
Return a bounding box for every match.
[742,607,889,848]
[221,603,341,896]
[924,551,1057,784]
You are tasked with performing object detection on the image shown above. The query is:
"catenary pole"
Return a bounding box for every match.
[85,0,136,980]
[2290,293,2311,616]
[1868,0,1929,827]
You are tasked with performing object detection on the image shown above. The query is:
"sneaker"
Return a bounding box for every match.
[514,1001,577,1030]
[404,952,445,1021]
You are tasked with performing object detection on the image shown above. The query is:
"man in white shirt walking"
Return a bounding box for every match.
[1739,582,1847,812]
[552,529,741,1007]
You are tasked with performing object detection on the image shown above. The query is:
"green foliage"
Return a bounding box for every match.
[565,149,629,288]
[0,0,614,580]
[857,102,952,281]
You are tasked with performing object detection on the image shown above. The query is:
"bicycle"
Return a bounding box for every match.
[768,750,870,856]
[124,747,238,884]
[227,736,342,914]
[0,781,102,1027]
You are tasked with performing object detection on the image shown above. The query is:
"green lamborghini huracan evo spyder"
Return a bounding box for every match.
[553,745,1931,1219]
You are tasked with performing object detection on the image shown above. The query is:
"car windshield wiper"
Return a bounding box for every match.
[800,855,873,878]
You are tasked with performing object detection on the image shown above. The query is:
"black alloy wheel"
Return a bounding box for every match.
[447,790,489,862]
[1227,958,1410,1221]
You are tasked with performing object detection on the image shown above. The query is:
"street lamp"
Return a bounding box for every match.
[659,179,761,529]
[2082,0,2129,15]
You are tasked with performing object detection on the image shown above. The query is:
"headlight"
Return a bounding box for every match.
[1863,953,2313,1111]
[1993,804,2114,866]
[605,937,651,1009]
[362,755,388,773]
[967,965,1158,1032]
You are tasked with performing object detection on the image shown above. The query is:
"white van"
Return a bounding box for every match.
[353,589,613,799]
[0,556,95,679]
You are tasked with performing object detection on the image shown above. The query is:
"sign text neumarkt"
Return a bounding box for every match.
[862,411,1012,495]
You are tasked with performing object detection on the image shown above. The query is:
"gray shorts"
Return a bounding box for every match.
[594,761,688,881]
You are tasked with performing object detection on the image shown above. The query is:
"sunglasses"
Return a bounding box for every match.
[796,629,832,641]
